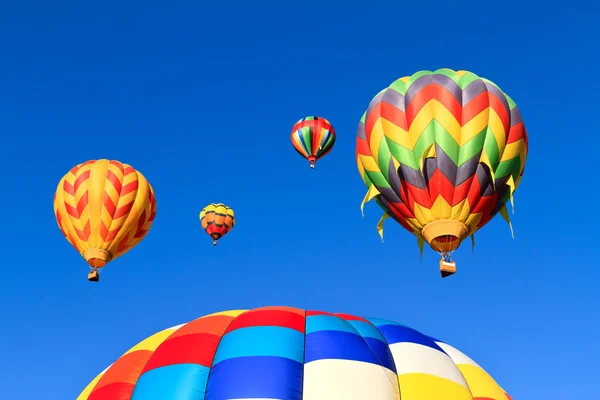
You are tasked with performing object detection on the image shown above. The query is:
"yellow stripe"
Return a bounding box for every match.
[410,99,461,147]
[369,119,385,164]
[381,117,411,150]
[430,194,453,220]
[123,327,178,355]
[487,108,507,154]
[398,373,473,400]
[460,109,490,145]
[456,364,507,399]
[204,309,247,318]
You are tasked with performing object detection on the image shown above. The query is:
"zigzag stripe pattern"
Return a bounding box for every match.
[290,116,336,167]
[200,203,235,243]
[54,159,157,267]
[356,69,528,246]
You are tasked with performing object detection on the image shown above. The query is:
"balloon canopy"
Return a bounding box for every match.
[78,306,511,400]
[356,68,528,276]
[54,159,156,282]
[290,116,336,168]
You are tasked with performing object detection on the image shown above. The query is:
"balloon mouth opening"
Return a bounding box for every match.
[210,233,222,240]
[430,236,461,253]
[421,220,469,253]
[84,249,111,268]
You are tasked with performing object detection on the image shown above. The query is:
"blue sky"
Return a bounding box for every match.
[0,1,597,399]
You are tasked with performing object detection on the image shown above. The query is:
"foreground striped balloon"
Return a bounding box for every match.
[54,159,156,282]
[77,306,511,400]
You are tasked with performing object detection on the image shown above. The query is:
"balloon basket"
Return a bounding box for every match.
[88,270,100,282]
[439,260,456,278]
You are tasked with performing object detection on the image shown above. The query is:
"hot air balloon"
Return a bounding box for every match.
[200,203,235,245]
[357,69,528,277]
[290,116,336,168]
[77,306,512,400]
[54,159,156,282]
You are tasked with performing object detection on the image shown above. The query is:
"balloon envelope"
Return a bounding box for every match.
[291,116,336,168]
[357,69,528,255]
[199,203,235,245]
[77,306,511,400]
[54,159,156,270]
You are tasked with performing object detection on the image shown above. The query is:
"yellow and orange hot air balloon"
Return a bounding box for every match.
[53,159,157,282]
[199,203,235,245]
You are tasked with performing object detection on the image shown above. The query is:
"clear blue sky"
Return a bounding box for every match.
[0,1,597,399]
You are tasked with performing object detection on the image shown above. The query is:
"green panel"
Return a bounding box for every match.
[457,128,487,165]
[386,139,418,169]
[483,128,500,170]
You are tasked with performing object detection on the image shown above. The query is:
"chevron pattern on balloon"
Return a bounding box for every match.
[357,69,528,250]
[54,159,157,267]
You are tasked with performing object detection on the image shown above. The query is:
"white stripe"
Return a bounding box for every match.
[389,342,469,388]
[303,359,399,400]
[436,342,482,368]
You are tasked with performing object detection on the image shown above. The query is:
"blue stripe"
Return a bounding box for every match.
[212,326,304,365]
[205,356,303,400]
[131,364,209,400]
[305,330,396,372]
[306,315,356,334]
[347,320,388,342]
[366,317,406,328]
[377,325,444,352]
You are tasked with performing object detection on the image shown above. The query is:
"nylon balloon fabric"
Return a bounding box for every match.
[356,69,528,254]
[77,306,512,400]
[53,159,156,269]
[291,116,336,168]
[199,203,235,245]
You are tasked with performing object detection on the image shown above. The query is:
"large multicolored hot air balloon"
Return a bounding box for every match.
[199,203,235,245]
[77,306,512,400]
[290,116,336,168]
[54,159,156,282]
[357,69,528,277]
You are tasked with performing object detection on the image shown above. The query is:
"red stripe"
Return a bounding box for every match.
[89,350,151,399]
[110,160,125,174]
[333,313,370,323]
[291,119,333,134]
[356,136,372,157]
[507,121,526,144]
[74,170,90,193]
[365,103,383,144]
[100,220,109,242]
[405,84,462,128]
[63,180,75,196]
[76,191,88,216]
[488,93,510,132]
[103,192,116,218]
[142,333,220,372]
[88,382,134,400]
[451,175,475,206]
[64,202,79,218]
[83,219,91,241]
[224,309,305,334]
[114,201,134,220]
[133,210,148,239]
[106,169,122,194]
[116,234,129,253]
[461,92,490,125]
[121,180,138,196]
[123,166,136,176]
[380,101,407,130]
[306,310,334,317]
